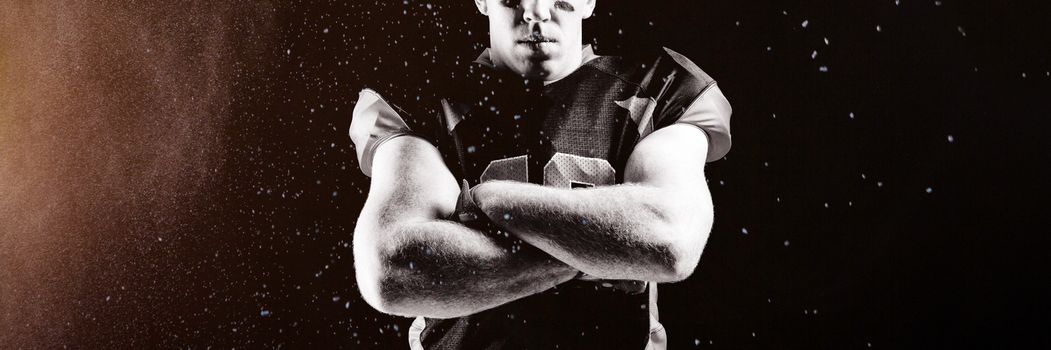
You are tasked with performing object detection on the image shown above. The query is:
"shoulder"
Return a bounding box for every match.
[656,47,717,91]
[350,88,444,177]
[591,48,733,163]
[588,47,717,98]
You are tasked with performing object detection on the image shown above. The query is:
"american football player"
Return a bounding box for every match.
[349,0,732,348]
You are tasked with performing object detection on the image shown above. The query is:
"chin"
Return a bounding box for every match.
[508,66,548,80]
[513,46,558,61]
[514,58,566,78]
[522,61,564,78]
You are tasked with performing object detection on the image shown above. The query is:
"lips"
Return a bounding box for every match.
[517,35,557,44]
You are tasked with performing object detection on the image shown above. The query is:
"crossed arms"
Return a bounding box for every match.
[353,124,714,319]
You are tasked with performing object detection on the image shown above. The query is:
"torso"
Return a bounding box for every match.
[420,54,684,350]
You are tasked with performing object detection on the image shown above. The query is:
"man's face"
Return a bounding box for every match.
[477,0,596,82]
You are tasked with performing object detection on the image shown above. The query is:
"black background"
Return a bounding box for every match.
[3,1,1048,349]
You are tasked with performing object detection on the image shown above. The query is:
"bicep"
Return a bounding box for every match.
[623,123,714,233]
[358,135,458,234]
[624,123,710,191]
[349,88,457,228]
[622,83,730,225]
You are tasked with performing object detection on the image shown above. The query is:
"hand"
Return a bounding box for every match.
[450,179,486,223]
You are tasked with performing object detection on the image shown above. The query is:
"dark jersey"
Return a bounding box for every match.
[350,46,732,349]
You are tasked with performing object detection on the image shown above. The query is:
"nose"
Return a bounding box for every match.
[521,0,552,23]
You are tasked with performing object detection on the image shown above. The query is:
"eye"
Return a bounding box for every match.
[553,1,576,12]
[500,0,520,8]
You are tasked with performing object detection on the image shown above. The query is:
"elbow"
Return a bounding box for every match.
[358,279,438,318]
[354,239,478,319]
[651,218,711,283]
[662,240,704,282]
[356,266,477,319]
[656,192,713,282]
[355,255,431,317]
[353,230,415,317]
[354,252,404,316]
[358,281,399,316]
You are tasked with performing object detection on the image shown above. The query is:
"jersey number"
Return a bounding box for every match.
[479,153,615,188]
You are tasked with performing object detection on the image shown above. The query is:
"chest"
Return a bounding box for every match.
[440,71,650,188]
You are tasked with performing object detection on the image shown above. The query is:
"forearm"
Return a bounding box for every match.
[355,218,577,319]
[473,181,709,282]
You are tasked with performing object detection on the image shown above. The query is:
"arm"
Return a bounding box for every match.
[354,135,577,319]
[473,124,714,282]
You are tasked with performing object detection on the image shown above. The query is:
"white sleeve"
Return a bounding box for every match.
[349,88,419,177]
[675,84,732,163]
